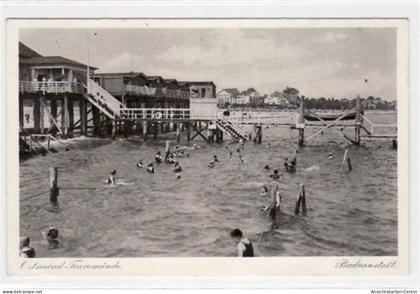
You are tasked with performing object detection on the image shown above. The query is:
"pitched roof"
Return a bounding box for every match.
[220,88,240,97]
[19,42,42,58]
[182,81,216,86]
[22,56,97,70]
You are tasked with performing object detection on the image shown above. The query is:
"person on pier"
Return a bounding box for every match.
[230,229,254,257]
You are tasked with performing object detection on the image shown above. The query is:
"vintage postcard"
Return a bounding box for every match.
[5,18,409,277]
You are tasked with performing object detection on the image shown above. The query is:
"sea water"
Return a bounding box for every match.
[19,112,397,257]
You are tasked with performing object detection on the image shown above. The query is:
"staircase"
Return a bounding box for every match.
[83,79,127,119]
[216,118,249,141]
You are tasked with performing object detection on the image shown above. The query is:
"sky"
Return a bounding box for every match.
[20,27,397,100]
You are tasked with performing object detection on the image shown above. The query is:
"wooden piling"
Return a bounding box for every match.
[342,149,352,171]
[153,122,158,140]
[79,98,87,136]
[298,129,305,147]
[142,121,148,141]
[297,96,305,147]
[49,167,59,209]
[92,106,101,137]
[187,122,191,141]
[40,98,45,134]
[355,95,362,145]
[33,97,41,133]
[111,117,117,140]
[67,98,74,137]
[62,96,70,138]
[176,125,181,143]
[294,183,306,216]
[50,99,58,135]
[19,96,24,128]
[256,125,262,144]
[165,140,171,154]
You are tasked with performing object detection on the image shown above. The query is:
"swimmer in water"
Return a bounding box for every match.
[266,143,271,149]
[167,153,176,164]
[264,165,270,171]
[328,152,334,160]
[186,152,190,158]
[178,150,185,157]
[230,228,254,257]
[238,155,244,164]
[270,169,280,179]
[173,162,182,173]
[260,185,269,196]
[208,161,215,168]
[155,151,162,164]
[46,227,61,250]
[213,155,219,162]
[147,163,155,173]
[137,160,144,168]
[20,236,35,258]
[107,170,116,185]
[193,143,200,149]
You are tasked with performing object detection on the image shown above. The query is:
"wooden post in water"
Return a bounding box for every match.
[256,125,262,144]
[142,121,148,140]
[297,97,305,147]
[28,135,33,153]
[62,96,70,138]
[342,149,352,171]
[19,96,24,128]
[176,124,181,143]
[355,95,362,145]
[33,97,41,134]
[294,183,306,216]
[111,117,117,140]
[67,98,74,138]
[47,134,51,150]
[49,167,59,209]
[50,99,58,136]
[39,97,45,134]
[92,106,101,137]
[187,122,191,141]
[79,98,87,136]
[153,122,158,140]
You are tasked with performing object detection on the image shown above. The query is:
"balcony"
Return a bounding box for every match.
[19,81,84,94]
[123,84,190,99]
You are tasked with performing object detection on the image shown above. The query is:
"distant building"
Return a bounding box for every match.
[265,91,290,107]
[237,88,260,104]
[217,88,240,105]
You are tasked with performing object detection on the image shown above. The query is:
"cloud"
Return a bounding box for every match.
[155,29,304,69]
[318,32,349,43]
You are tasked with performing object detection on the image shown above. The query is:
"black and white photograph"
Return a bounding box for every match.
[4,17,410,278]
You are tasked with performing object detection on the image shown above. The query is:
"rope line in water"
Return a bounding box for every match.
[20,190,50,202]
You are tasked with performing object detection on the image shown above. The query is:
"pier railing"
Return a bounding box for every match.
[120,108,190,120]
[123,85,190,99]
[19,81,84,94]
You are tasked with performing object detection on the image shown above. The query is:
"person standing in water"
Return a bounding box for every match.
[155,151,162,164]
[107,170,116,185]
[230,229,254,257]
[20,236,35,257]
[147,163,155,173]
